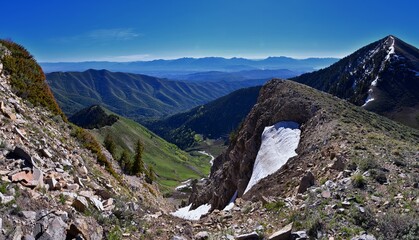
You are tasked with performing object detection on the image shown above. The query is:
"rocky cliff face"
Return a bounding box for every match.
[190,79,419,221]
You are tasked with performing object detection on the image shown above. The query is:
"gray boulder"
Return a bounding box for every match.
[297,172,315,193]
[236,231,260,240]
[350,234,376,240]
[268,223,293,240]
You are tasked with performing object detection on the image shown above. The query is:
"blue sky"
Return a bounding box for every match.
[2,0,418,62]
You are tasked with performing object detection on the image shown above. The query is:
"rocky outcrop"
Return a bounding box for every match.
[190,80,331,210]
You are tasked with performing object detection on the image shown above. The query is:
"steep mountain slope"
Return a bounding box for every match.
[147,86,262,149]
[189,79,418,239]
[70,105,211,190]
[0,40,165,239]
[46,69,263,121]
[293,35,419,129]
[40,56,338,74]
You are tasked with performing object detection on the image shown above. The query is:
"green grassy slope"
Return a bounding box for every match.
[82,107,211,190]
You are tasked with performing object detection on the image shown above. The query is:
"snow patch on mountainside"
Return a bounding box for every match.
[175,179,193,191]
[171,203,212,220]
[371,76,378,87]
[362,76,379,107]
[244,121,300,194]
[362,93,375,107]
[223,190,238,211]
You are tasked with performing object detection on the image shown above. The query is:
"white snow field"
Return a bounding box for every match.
[244,121,301,194]
[171,203,212,220]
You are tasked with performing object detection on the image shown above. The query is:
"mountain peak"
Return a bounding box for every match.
[384,34,395,40]
[381,34,401,44]
[293,35,419,129]
[383,34,395,44]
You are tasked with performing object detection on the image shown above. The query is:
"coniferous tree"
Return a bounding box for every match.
[124,158,133,174]
[145,165,155,184]
[104,133,117,158]
[132,139,145,176]
[119,150,131,173]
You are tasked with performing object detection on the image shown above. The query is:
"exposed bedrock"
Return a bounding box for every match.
[190,79,338,210]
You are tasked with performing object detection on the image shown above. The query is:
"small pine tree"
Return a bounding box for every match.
[119,150,131,173]
[124,158,133,174]
[132,139,145,176]
[104,134,117,157]
[145,165,155,184]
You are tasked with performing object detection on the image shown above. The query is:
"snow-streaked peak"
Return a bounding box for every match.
[351,36,398,91]
[244,121,300,194]
[384,36,396,62]
[363,36,399,106]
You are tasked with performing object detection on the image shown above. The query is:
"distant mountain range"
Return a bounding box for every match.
[150,35,418,147]
[47,35,419,152]
[40,56,338,75]
[46,69,266,121]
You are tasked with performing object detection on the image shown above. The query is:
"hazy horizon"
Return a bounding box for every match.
[39,55,341,63]
[2,0,418,62]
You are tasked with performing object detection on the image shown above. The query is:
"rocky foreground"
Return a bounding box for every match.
[185,80,419,240]
[0,58,166,239]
